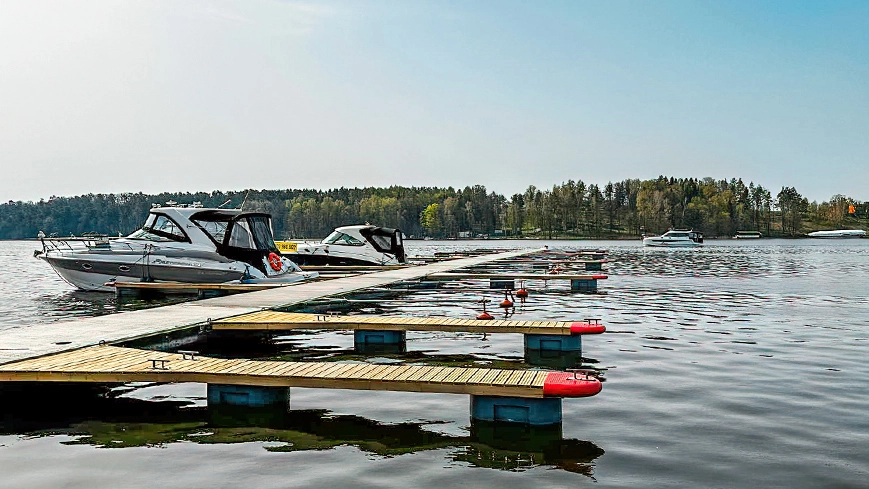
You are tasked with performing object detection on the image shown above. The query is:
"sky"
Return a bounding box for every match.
[1,0,867,203]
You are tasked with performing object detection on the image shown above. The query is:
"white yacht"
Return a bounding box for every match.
[642,229,703,247]
[807,229,866,238]
[35,204,318,292]
[278,225,407,266]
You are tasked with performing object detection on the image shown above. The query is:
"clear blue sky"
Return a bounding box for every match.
[1,0,867,203]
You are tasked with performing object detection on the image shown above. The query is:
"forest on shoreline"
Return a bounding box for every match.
[1,176,866,240]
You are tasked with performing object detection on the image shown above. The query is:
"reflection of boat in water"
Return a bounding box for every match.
[642,229,703,247]
[807,229,866,238]
[277,225,407,266]
[733,231,762,239]
[35,204,317,292]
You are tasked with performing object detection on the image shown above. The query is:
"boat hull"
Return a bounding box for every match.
[42,254,248,292]
[40,253,315,292]
[807,230,866,238]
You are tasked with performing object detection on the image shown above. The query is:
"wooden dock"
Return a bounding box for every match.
[425,272,608,281]
[0,345,601,398]
[0,249,538,366]
[210,311,606,335]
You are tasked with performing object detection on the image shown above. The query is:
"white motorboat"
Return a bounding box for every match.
[34,204,318,292]
[278,225,407,266]
[807,229,866,238]
[733,231,762,239]
[642,229,703,247]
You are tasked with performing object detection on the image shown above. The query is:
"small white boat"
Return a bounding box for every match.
[733,231,762,239]
[35,204,318,292]
[278,225,407,266]
[643,229,703,247]
[807,229,866,238]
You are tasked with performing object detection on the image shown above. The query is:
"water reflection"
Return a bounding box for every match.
[0,383,603,476]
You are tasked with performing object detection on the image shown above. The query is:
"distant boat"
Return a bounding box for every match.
[733,231,762,239]
[807,229,866,238]
[277,225,407,266]
[642,229,703,247]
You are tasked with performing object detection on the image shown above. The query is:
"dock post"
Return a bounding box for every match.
[570,279,597,293]
[523,334,582,368]
[207,384,290,408]
[470,395,562,426]
[354,330,406,354]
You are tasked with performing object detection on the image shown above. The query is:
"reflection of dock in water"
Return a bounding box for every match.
[0,383,603,476]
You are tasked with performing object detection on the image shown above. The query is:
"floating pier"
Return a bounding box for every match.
[0,345,600,399]
[210,311,606,336]
[425,272,608,293]
[0,345,601,425]
[211,311,605,361]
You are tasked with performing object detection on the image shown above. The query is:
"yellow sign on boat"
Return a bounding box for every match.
[275,241,298,253]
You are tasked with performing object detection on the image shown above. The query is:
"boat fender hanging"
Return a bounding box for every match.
[268,252,282,271]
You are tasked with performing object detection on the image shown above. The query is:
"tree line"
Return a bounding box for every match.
[1,177,866,240]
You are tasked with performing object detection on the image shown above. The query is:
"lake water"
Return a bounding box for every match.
[1,239,868,488]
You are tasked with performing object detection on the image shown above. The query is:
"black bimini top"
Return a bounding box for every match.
[190,211,279,274]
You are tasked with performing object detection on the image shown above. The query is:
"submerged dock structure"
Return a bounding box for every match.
[0,248,609,427]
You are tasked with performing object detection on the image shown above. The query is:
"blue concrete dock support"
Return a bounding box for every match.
[524,334,582,353]
[524,334,583,368]
[489,279,516,290]
[584,262,602,272]
[207,384,289,408]
[571,279,597,293]
[354,329,406,354]
[470,395,563,426]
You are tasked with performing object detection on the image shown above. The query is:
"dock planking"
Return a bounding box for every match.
[0,249,538,366]
[0,345,601,398]
[210,311,605,335]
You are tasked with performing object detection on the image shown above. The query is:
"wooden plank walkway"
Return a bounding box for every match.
[0,345,601,398]
[0,249,537,366]
[211,311,606,335]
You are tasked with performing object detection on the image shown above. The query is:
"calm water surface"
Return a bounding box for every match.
[1,239,868,488]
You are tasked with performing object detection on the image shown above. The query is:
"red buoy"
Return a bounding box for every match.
[516,288,529,298]
[477,311,494,320]
[542,372,602,397]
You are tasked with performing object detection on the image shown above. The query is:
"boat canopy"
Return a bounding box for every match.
[191,211,280,273]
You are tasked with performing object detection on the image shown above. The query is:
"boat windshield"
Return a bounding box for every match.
[323,231,364,246]
[666,232,689,238]
[193,220,229,243]
[127,214,188,242]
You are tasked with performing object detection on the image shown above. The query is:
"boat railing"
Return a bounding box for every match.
[39,235,126,253]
